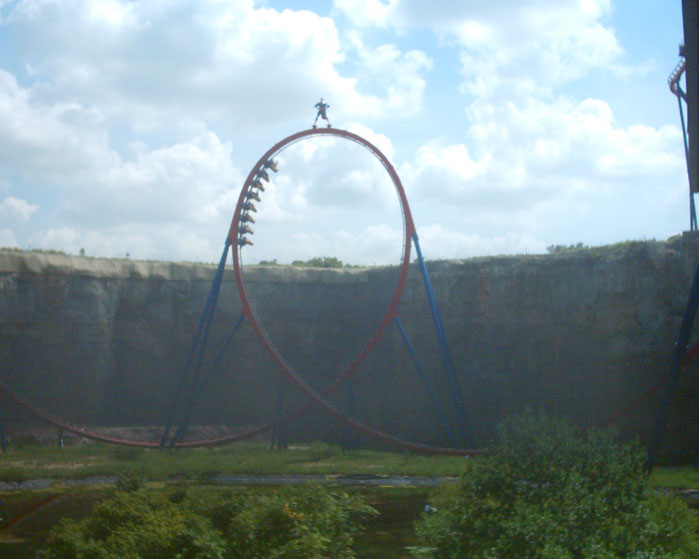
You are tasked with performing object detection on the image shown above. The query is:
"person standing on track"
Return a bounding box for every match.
[313,98,331,128]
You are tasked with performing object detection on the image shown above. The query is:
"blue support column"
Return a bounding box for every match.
[172,314,246,446]
[676,87,698,230]
[342,377,359,452]
[0,402,6,453]
[161,240,231,447]
[271,378,288,450]
[647,254,699,467]
[412,233,473,446]
[394,317,456,446]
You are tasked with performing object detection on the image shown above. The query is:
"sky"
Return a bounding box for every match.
[0,0,691,266]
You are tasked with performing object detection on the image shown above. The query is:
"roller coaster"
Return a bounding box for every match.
[0,126,483,455]
[1,3,698,464]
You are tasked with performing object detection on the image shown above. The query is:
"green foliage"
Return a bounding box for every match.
[115,468,146,492]
[649,466,699,489]
[112,444,145,461]
[412,410,699,559]
[0,440,471,481]
[291,256,345,268]
[546,242,589,253]
[208,484,376,559]
[258,259,280,266]
[43,490,225,559]
[43,485,376,559]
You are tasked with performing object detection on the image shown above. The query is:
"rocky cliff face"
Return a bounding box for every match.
[1,237,698,459]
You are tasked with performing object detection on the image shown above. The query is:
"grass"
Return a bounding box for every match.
[0,441,696,559]
[1,439,697,490]
[0,440,469,482]
[649,465,699,489]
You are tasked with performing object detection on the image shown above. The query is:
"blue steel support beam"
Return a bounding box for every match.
[160,239,231,447]
[172,313,247,445]
[394,317,457,446]
[412,233,473,446]
[0,402,5,452]
[647,254,699,467]
[676,86,698,230]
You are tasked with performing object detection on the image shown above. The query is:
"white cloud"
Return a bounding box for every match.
[416,224,547,259]
[346,124,396,161]
[247,222,404,266]
[0,72,241,225]
[0,70,115,184]
[337,0,621,95]
[3,0,430,130]
[403,141,482,201]
[333,0,396,28]
[81,131,241,226]
[460,96,684,196]
[402,92,685,257]
[454,4,621,98]
[28,222,223,263]
[0,0,687,263]
[238,128,405,265]
[348,41,432,117]
[0,66,244,260]
[0,196,38,225]
[0,229,19,248]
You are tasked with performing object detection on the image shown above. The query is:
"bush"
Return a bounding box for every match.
[291,256,345,268]
[43,490,225,559]
[208,484,376,559]
[115,467,146,492]
[43,485,375,559]
[412,410,699,559]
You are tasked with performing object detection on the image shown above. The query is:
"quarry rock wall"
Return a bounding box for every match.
[1,237,698,460]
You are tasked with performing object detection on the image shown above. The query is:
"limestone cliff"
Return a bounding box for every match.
[1,237,698,459]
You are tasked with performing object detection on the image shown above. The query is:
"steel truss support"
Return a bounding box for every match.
[647,255,699,468]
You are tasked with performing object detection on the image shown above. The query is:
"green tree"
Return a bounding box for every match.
[208,485,376,559]
[291,256,345,268]
[44,485,375,559]
[412,410,699,559]
[43,490,225,559]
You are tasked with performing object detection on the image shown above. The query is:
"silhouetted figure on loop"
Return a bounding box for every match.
[313,98,331,128]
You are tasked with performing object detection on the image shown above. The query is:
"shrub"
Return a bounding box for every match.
[115,467,146,492]
[43,490,225,559]
[291,256,345,268]
[412,410,699,559]
[208,484,377,559]
[43,485,375,559]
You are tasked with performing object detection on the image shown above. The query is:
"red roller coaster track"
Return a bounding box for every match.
[0,128,484,455]
[228,127,482,455]
[2,127,685,455]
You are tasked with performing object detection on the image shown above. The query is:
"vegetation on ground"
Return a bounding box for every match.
[546,242,590,253]
[649,466,699,490]
[411,410,699,559]
[0,440,469,482]
[1,415,698,558]
[42,484,375,559]
[258,256,360,267]
[291,256,346,268]
[0,485,424,559]
[1,437,698,490]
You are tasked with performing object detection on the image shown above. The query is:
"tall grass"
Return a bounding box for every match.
[0,440,468,482]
